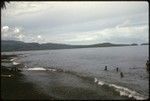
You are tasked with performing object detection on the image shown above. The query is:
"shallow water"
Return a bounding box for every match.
[3,45,149,100]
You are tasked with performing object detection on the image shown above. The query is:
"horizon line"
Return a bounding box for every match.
[1,39,149,46]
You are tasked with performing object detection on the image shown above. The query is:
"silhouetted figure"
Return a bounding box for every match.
[116,67,119,72]
[146,60,149,72]
[120,72,124,78]
[104,66,107,71]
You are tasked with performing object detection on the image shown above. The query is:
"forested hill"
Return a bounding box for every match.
[1,40,135,52]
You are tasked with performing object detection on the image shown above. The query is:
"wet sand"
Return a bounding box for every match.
[1,55,54,100]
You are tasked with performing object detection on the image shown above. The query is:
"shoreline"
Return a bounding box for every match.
[1,54,148,100]
[1,55,55,100]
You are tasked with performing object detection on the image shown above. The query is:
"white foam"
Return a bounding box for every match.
[10,58,17,61]
[47,69,57,72]
[94,78,146,100]
[94,78,105,85]
[98,81,104,86]
[27,67,46,71]
[25,67,57,72]
[13,61,20,65]
[108,83,146,100]
[94,78,98,83]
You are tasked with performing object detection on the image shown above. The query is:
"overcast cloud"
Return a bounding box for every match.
[1,1,149,45]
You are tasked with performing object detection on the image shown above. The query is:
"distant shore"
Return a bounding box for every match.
[1,54,55,100]
[2,40,148,52]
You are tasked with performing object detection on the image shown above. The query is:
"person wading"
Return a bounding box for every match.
[120,72,124,78]
[104,66,107,71]
[116,67,119,72]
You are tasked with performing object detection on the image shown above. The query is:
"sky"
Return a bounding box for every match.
[1,1,149,45]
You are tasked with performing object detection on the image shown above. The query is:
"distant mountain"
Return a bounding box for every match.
[130,43,138,46]
[141,43,149,45]
[1,40,131,52]
[1,40,73,52]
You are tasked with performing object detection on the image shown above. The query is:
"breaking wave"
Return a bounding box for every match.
[26,67,47,71]
[24,66,59,72]
[10,57,17,61]
[94,78,147,100]
[12,61,20,65]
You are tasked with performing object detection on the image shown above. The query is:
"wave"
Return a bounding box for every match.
[13,61,20,65]
[94,78,104,86]
[47,68,57,72]
[26,67,47,71]
[24,66,58,72]
[10,57,17,61]
[10,57,21,66]
[94,78,147,100]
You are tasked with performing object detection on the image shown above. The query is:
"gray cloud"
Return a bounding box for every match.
[1,1,149,44]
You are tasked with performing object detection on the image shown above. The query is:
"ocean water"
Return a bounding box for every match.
[3,45,149,100]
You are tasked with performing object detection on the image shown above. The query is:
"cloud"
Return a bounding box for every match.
[14,28,20,33]
[1,1,149,44]
[37,35,41,39]
[2,2,148,30]
[1,26,26,41]
[2,26,9,32]
[16,34,25,41]
[63,24,148,44]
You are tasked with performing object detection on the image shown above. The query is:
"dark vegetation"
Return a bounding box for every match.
[1,1,9,9]
[141,43,149,45]
[2,40,134,52]
[130,43,138,46]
